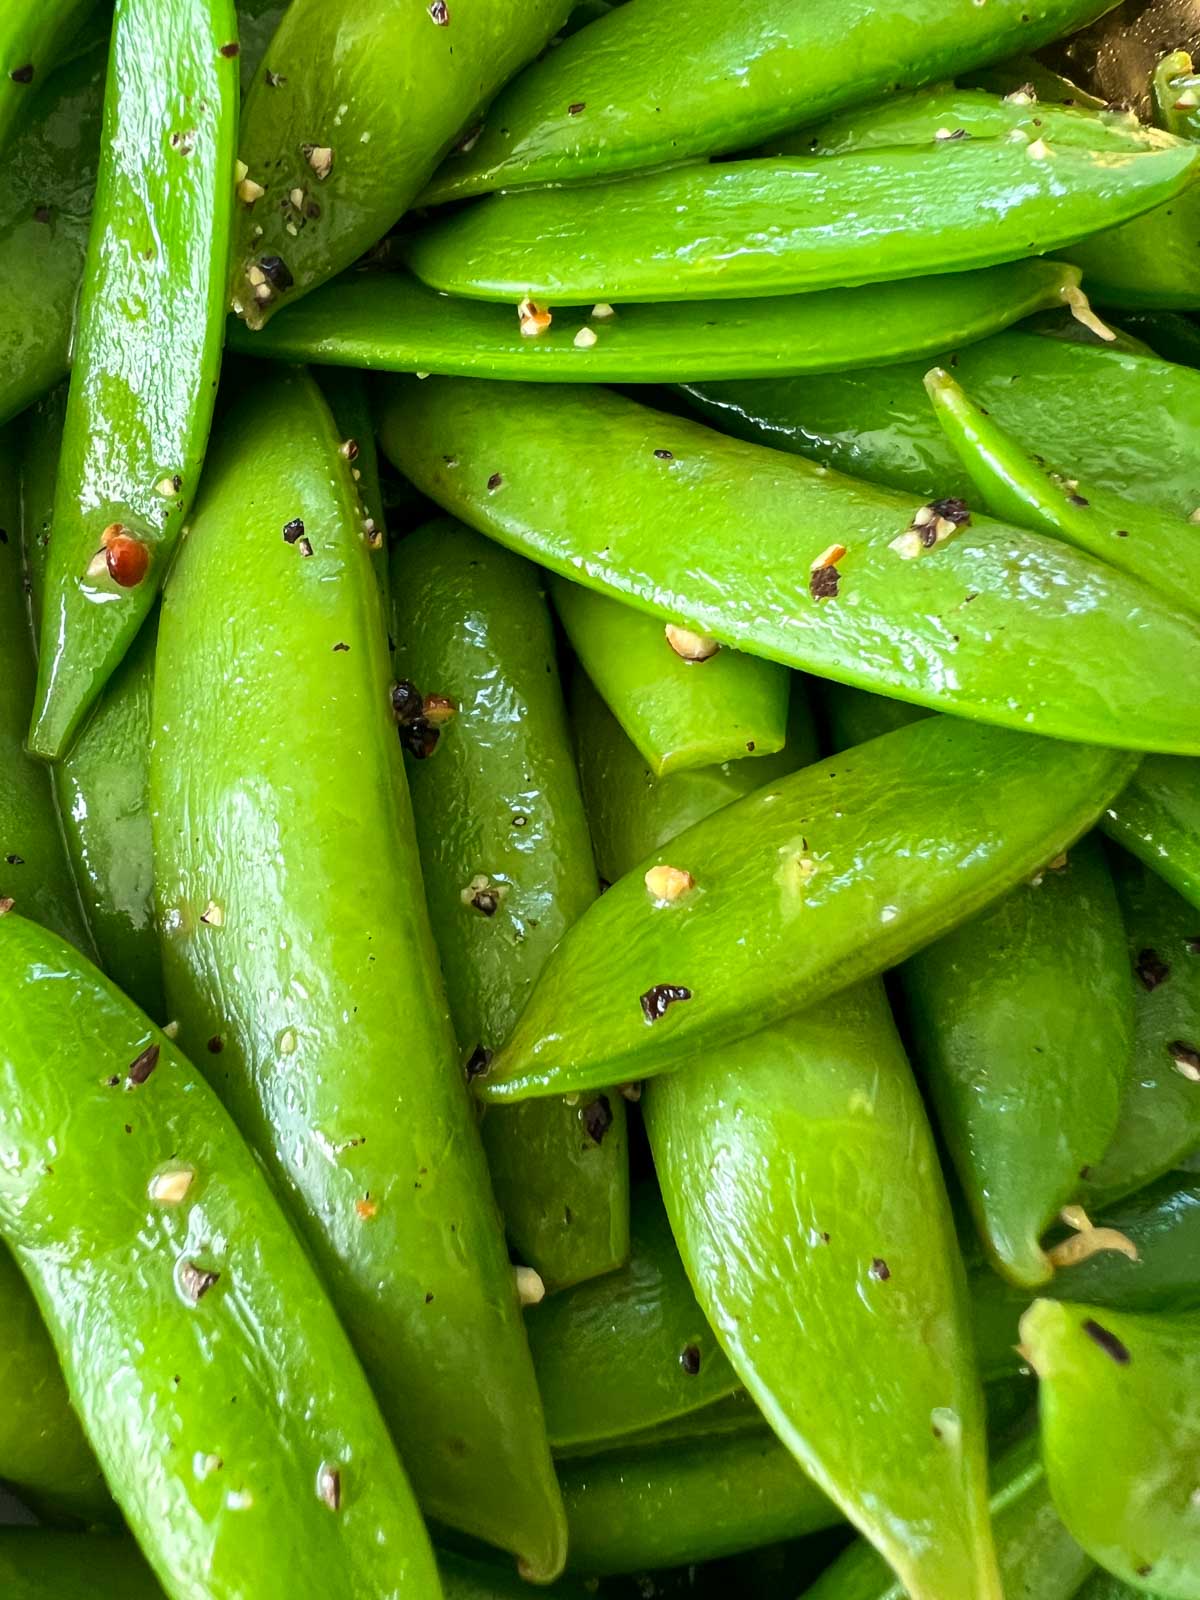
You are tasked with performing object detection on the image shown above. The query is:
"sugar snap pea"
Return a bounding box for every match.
[1154,50,1200,139]
[152,368,565,1578]
[378,377,1200,751]
[0,0,98,155]
[1100,757,1200,911]
[552,579,789,776]
[418,0,1119,203]
[0,911,439,1599]
[231,0,572,327]
[404,141,1197,306]
[1023,1298,1200,1597]
[231,260,1084,383]
[390,518,629,1293]
[315,365,389,611]
[29,0,239,762]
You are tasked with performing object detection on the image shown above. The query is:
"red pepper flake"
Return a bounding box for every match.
[870,1257,891,1281]
[282,517,305,544]
[219,41,240,57]
[487,472,503,492]
[679,1344,702,1375]
[317,1464,341,1509]
[106,535,150,588]
[180,1261,220,1302]
[465,1044,493,1080]
[640,984,692,1023]
[1082,1317,1130,1364]
[126,1044,160,1086]
[809,564,840,601]
[568,101,586,115]
[582,1094,613,1144]
[1135,948,1170,991]
[207,1035,224,1054]
[9,64,34,84]
[428,0,449,21]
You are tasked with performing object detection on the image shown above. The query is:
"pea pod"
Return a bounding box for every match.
[0,911,439,1599]
[231,0,572,326]
[418,0,1118,203]
[681,327,1200,515]
[314,365,389,612]
[1100,757,1200,911]
[1154,50,1200,140]
[29,0,239,762]
[152,368,565,1577]
[1023,1299,1200,1597]
[552,579,789,776]
[0,0,98,153]
[404,142,1197,307]
[390,519,629,1292]
[230,259,1084,383]
[378,376,1200,752]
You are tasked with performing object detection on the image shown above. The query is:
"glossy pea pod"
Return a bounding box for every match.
[376,376,1200,753]
[418,0,1119,203]
[1101,757,1200,911]
[151,367,565,1579]
[1153,50,1200,140]
[389,518,629,1293]
[0,0,98,153]
[230,259,1085,384]
[1023,1299,1200,1597]
[230,0,572,326]
[0,912,439,1599]
[314,365,389,614]
[551,578,789,775]
[29,0,239,761]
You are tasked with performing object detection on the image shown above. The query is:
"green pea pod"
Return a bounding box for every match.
[527,1183,740,1453]
[418,0,1118,203]
[552,578,789,775]
[377,377,1200,752]
[231,0,571,327]
[899,834,1132,1287]
[404,142,1197,306]
[0,0,98,153]
[230,259,1083,383]
[1062,192,1200,312]
[29,0,239,762]
[390,518,629,1293]
[971,1174,1200,1382]
[924,364,1200,616]
[314,365,388,612]
[1154,51,1200,140]
[1023,1299,1200,1597]
[681,327,1200,516]
[0,912,440,1598]
[561,1389,766,1459]
[152,367,565,1578]
[572,672,818,888]
[799,1434,1092,1600]
[1101,756,1200,911]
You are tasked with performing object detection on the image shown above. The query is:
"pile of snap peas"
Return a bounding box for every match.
[7,0,1200,1595]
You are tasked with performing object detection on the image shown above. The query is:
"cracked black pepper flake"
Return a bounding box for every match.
[468,886,499,916]
[400,721,439,759]
[465,1044,492,1080]
[870,1257,891,1281]
[105,1075,121,1088]
[332,641,349,652]
[282,517,305,544]
[640,984,692,1023]
[679,1344,702,1375]
[1067,493,1089,506]
[582,1094,613,1144]
[810,564,840,601]
[1082,1317,1131,1364]
[487,472,503,491]
[391,680,424,723]
[207,1035,224,1054]
[180,1261,220,1302]
[258,254,293,290]
[5,854,23,865]
[929,497,971,526]
[126,1044,160,1085]
[265,69,285,87]
[568,101,586,115]
[9,64,34,84]
[429,0,450,21]
[653,448,674,460]
[219,40,240,56]
[1135,948,1170,991]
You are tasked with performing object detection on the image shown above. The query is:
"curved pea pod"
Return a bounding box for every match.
[924,365,1200,617]
[552,578,788,776]
[1101,756,1200,911]
[800,1434,1092,1600]
[29,0,239,762]
[1062,192,1200,312]
[230,259,1085,383]
[0,0,98,153]
[231,0,571,327]
[314,366,388,610]
[970,1174,1200,1382]
[572,671,818,887]
[152,369,565,1578]
[644,978,1001,1600]
[681,327,1200,516]
[1023,1299,1200,1597]
[418,0,1119,203]
[1154,51,1200,140]
[0,912,440,1598]
[899,834,1132,1288]
[405,141,1198,307]
[527,1183,739,1453]
[378,376,1200,752]
[390,518,628,1293]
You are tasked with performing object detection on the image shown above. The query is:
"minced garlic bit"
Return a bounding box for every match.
[515,1265,546,1306]
[518,297,552,337]
[644,864,695,902]
[1046,1203,1139,1269]
[811,542,847,572]
[422,693,456,725]
[289,186,305,210]
[574,325,598,349]
[1175,88,1200,108]
[0,897,13,917]
[591,302,615,320]
[1189,507,1200,524]
[665,623,720,661]
[1170,1040,1200,1081]
[236,176,265,204]
[1026,136,1050,159]
[234,159,248,184]
[200,899,224,927]
[304,144,334,181]
[150,1167,195,1205]
[85,548,110,579]
[1047,851,1069,871]
[162,1019,180,1039]
[1004,84,1037,105]
[1064,282,1117,342]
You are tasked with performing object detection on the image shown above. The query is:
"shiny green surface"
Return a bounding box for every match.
[1101,756,1200,911]
[900,834,1131,1287]
[553,578,789,775]
[645,981,999,1600]
[231,260,1082,382]
[405,142,1197,306]
[419,0,1118,202]
[478,716,1135,1102]
[682,329,1200,515]
[391,519,628,1293]
[314,365,389,613]
[152,369,565,1578]
[0,913,439,1599]
[0,0,97,154]
[1081,855,1200,1204]
[1024,1299,1200,1597]
[30,0,239,761]
[377,377,1200,751]
[925,364,1200,617]
[1064,189,1200,311]
[231,0,571,326]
